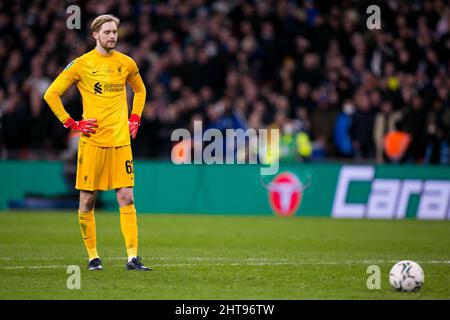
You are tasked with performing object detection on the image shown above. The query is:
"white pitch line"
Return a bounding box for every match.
[1,256,450,264]
[0,265,68,270]
[134,262,297,267]
[0,257,290,262]
[142,261,450,267]
[1,260,450,270]
[0,263,298,270]
[104,257,290,261]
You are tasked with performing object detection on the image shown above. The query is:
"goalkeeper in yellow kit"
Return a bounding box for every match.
[44,15,150,271]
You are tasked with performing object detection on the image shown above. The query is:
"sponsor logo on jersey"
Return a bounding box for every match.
[103,83,125,92]
[94,82,102,94]
[93,82,124,94]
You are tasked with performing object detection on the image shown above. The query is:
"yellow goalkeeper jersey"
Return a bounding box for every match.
[44,49,146,147]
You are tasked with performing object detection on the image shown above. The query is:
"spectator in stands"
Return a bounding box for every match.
[373,100,402,163]
[400,95,428,162]
[0,0,449,167]
[425,98,450,164]
[351,89,375,159]
[310,88,338,158]
[334,100,355,158]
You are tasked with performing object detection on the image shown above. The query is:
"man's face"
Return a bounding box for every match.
[94,21,118,51]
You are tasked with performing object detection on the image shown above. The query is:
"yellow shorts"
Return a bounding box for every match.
[75,141,135,191]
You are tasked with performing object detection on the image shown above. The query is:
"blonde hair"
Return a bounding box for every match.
[90,14,120,32]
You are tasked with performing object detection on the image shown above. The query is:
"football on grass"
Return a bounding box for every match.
[389,260,424,292]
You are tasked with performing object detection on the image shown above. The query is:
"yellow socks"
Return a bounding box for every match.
[78,206,138,261]
[120,204,138,259]
[78,210,99,260]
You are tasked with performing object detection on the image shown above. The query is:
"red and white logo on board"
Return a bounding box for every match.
[268,172,303,216]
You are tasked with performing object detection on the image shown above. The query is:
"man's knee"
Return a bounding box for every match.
[79,191,96,212]
[117,188,134,207]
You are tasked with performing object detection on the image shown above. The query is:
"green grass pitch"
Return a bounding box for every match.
[0,211,449,299]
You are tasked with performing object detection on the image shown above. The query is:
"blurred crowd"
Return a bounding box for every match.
[1,0,450,164]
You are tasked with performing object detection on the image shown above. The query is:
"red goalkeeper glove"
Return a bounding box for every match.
[63,118,98,137]
[128,114,141,140]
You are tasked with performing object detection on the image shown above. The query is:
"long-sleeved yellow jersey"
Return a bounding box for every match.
[44,49,146,147]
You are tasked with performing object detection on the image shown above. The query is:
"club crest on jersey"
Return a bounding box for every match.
[268,172,303,216]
